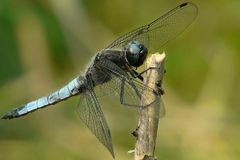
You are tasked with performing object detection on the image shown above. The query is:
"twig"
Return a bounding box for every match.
[134,52,166,160]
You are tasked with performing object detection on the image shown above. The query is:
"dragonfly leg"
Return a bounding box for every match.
[156,80,165,95]
[130,67,161,81]
[132,67,165,95]
[125,64,164,86]
[138,67,161,76]
[124,63,144,81]
[131,70,144,81]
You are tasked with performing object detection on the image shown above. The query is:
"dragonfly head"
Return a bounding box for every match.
[125,41,148,67]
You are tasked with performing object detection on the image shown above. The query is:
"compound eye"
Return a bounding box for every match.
[129,43,140,54]
[125,41,148,67]
[126,43,141,66]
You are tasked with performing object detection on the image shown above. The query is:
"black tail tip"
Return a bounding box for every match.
[1,113,13,119]
[1,115,9,119]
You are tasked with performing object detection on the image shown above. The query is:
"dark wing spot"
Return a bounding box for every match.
[180,2,188,8]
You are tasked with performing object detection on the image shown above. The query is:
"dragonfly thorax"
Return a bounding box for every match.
[125,41,148,67]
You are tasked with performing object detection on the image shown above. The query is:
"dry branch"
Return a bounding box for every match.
[134,52,166,160]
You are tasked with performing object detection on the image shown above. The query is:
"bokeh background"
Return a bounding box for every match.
[0,0,240,159]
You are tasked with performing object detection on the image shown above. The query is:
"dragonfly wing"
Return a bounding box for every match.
[106,2,197,53]
[94,59,161,108]
[93,59,165,118]
[77,87,114,158]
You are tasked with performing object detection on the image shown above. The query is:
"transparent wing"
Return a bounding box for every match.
[93,59,165,118]
[94,59,161,108]
[106,2,197,53]
[159,97,166,118]
[77,89,114,158]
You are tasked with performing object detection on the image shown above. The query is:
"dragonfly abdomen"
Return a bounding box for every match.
[2,77,85,119]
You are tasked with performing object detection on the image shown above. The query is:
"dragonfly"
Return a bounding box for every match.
[2,2,197,158]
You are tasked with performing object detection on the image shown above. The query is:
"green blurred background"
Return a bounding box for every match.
[0,0,240,159]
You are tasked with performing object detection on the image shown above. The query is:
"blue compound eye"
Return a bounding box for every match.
[129,43,140,55]
[125,41,148,67]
